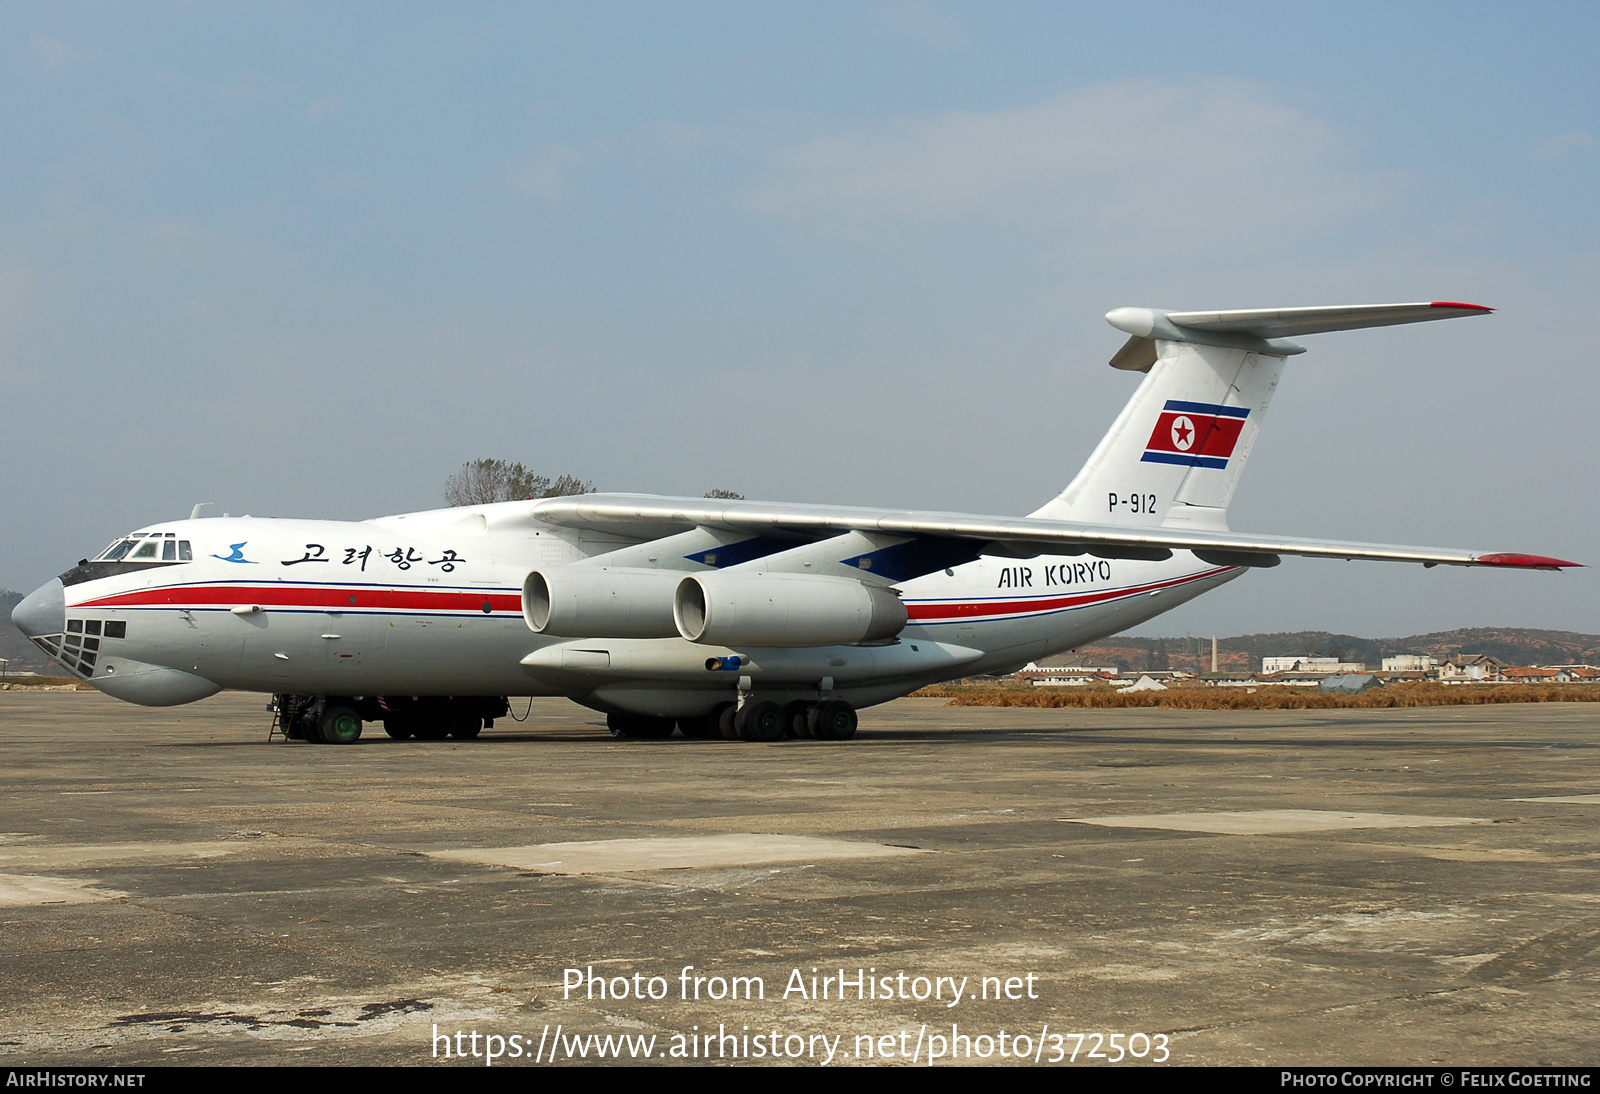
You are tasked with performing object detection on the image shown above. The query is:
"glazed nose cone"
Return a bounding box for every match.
[11,578,65,638]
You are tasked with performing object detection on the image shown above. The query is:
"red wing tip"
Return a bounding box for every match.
[1430,301,1494,312]
[1477,552,1581,569]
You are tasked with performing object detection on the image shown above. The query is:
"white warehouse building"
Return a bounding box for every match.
[1382,655,1437,673]
[1262,656,1368,674]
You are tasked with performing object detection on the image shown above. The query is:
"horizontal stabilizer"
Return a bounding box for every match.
[1105,301,1492,365]
[1165,301,1492,338]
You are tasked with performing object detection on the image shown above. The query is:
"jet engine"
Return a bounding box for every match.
[673,572,907,647]
[523,568,682,638]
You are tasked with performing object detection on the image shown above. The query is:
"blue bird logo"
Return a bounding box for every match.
[212,542,258,564]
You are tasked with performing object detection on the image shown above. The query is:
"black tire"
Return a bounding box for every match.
[809,700,857,741]
[635,716,675,739]
[607,712,675,739]
[319,706,363,745]
[449,715,483,740]
[677,715,718,739]
[414,719,450,740]
[737,701,785,742]
[714,702,739,741]
[784,702,813,739]
[383,717,414,740]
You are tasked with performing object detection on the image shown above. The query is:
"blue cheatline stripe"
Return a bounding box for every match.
[1162,400,1250,419]
[1141,451,1230,470]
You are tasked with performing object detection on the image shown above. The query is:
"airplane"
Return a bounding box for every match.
[9,301,1579,745]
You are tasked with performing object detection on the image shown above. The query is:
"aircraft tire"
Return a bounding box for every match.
[784,702,813,739]
[319,706,363,745]
[607,712,675,740]
[737,701,785,742]
[634,716,675,739]
[677,715,718,739]
[414,720,450,741]
[714,702,739,740]
[383,718,414,740]
[809,701,857,741]
[449,715,483,740]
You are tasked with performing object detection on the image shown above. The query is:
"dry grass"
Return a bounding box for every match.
[0,677,92,690]
[910,682,1600,710]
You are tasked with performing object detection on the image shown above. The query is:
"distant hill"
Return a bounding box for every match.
[1071,628,1600,674]
[1,589,54,674]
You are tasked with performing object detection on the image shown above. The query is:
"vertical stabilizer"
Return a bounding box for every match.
[1030,340,1286,531]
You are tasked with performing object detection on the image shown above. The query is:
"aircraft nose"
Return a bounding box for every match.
[11,578,65,638]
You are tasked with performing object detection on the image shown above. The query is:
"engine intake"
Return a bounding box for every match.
[673,572,907,647]
[523,568,683,638]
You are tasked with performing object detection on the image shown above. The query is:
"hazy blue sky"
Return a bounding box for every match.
[2,2,1595,637]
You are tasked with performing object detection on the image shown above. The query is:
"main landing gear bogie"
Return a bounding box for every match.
[602,699,859,743]
[274,695,507,745]
[606,712,675,739]
[275,693,858,745]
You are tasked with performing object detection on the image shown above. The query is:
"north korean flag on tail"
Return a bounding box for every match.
[1142,400,1249,469]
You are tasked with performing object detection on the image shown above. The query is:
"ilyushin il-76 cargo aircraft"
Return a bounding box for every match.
[11,302,1579,744]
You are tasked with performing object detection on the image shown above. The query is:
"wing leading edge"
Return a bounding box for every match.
[522,494,1580,571]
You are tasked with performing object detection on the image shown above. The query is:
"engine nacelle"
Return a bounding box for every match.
[523,567,682,638]
[673,572,907,647]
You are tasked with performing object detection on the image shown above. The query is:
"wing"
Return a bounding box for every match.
[518,493,1578,572]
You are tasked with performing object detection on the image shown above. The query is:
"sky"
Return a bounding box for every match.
[2,1,1596,638]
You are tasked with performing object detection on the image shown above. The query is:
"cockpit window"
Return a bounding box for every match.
[91,534,193,565]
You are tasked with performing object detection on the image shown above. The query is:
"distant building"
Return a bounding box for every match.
[1382,655,1437,673]
[1437,655,1503,682]
[1262,656,1367,674]
[1019,661,1118,677]
[1502,667,1561,682]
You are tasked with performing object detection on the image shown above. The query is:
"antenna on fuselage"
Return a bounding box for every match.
[190,502,215,520]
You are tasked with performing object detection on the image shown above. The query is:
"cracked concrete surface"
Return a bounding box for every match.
[0,691,1596,1065]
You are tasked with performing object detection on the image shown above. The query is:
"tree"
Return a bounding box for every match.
[703,488,745,499]
[444,460,593,506]
[1144,639,1170,672]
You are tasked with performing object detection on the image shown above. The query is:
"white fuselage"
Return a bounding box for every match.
[51,509,1241,715]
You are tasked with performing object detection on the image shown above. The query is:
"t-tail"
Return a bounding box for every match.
[1030,301,1494,531]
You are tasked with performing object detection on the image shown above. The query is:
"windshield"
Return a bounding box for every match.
[92,535,192,563]
[97,539,136,561]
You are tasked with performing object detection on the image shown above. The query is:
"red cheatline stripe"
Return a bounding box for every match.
[77,584,524,614]
[1430,301,1493,312]
[905,568,1230,622]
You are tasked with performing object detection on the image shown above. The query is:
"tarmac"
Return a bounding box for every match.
[1,689,1597,1067]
